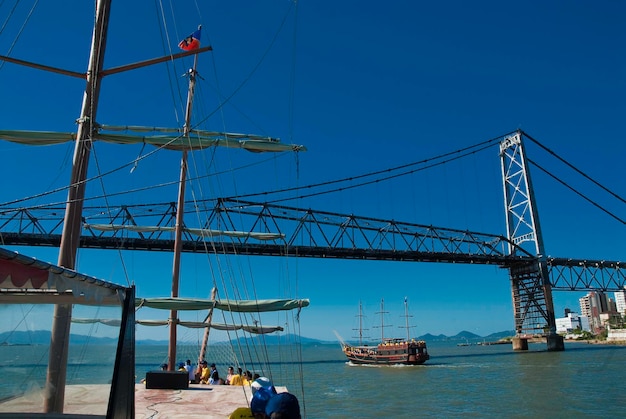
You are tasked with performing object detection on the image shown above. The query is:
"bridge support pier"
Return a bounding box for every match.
[546,334,565,351]
[511,337,528,351]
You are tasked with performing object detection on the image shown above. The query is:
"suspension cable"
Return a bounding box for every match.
[528,158,625,225]
[229,134,509,203]
[522,130,625,205]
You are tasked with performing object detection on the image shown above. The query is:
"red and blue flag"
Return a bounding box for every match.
[178,27,201,51]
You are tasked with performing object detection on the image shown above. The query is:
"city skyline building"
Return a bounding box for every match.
[555,311,590,334]
[579,291,609,333]
[614,286,626,316]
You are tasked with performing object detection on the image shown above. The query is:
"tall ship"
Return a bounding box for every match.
[341,298,429,365]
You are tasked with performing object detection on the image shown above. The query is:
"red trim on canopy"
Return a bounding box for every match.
[0,258,48,289]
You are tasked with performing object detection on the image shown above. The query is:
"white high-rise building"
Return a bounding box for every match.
[556,312,590,333]
[614,286,626,316]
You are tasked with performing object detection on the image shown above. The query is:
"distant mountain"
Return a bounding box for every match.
[416,330,516,342]
[418,333,448,341]
[452,330,481,340]
[230,333,322,346]
[483,330,516,340]
[1,330,517,346]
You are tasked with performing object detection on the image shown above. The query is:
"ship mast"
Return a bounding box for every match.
[375,298,390,342]
[37,3,211,408]
[352,300,368,345]
[168,44,201,370]
[403,297,413,341]
[45,0,112,412]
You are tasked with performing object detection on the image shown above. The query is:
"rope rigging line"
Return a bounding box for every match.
[522,131,626,205]
[0,0,39,72]
[189,1,297,138]
[528,157,625,225]
[155,0,185,127]
[152,2,304,390]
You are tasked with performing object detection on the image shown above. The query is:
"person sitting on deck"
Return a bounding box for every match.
[208,363,220,384]
[250,386,277,418]
[265,392,302,419]
[242,370,253,385]
[193,361,203,384]
[178,362,186,372]
[228,407,255,419]
[199,361,211,384]
[225,366,234,383]
[184,359,195,383]
[227,366,243,385]
[251,377,273,397]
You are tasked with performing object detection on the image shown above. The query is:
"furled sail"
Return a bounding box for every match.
[0,128,307,152]
[71,318,284,334]
[135,297,310,312]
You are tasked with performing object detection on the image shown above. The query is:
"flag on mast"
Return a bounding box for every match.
[178,26,201,51]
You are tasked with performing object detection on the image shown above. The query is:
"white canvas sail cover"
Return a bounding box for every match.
[0,128,307,152]
[72,318,284,334]
[135,297,310,312]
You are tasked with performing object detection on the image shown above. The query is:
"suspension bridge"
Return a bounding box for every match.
[1,131,624,350]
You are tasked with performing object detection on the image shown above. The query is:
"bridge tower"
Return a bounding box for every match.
[499,131,565,351]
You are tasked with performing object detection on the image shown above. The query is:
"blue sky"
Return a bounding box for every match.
[0,1,624,342]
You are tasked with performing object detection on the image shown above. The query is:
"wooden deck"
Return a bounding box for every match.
[0,383,285,418]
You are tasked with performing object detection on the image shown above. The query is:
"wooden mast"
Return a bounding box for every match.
[168,44,200,370]
[358,301,363,345]
[45,0,111,412]
[403,297,411,341]
[378,298,387,342]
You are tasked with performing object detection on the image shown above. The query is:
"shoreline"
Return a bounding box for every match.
[567,339,626,345]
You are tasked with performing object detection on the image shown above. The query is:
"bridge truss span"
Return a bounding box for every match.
[2,200,625,290]
[211,199,529,263]
[1,198,528,264]
[547,258,625,291]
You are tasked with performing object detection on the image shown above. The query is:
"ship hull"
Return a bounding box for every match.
[342,340,429,365]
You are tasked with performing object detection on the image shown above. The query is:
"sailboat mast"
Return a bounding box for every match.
[168,49,200,370]
[404,297,410,341]
[46,0,111,413]
[379,298,385,341]
[358,301,363,345]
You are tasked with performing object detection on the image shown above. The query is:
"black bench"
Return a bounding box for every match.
[145,370,189,389]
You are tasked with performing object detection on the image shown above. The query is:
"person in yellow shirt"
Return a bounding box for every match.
[242,370,253,385]
[199,361,211,384]
[227,366,243,385]
[228,407,255,419]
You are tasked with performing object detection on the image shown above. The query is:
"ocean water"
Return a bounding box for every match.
[1,340,624,418]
